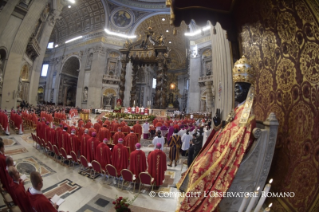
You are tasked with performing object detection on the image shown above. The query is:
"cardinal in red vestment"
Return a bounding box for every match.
[55,124,63,149]
[70,129,80,156]
[99,125,111,142]
[48,125,56,146]
[77,126,85,138]
[147,143,167,186]
[84,120,92,129]
[44,122,51,142]
[111,120,120,132]
[94,122,102,133]
[129,143,146,178]
[88,126,97,137]
[124,130,138,152]
[103,119,111,128]
[80,129,91,158]
[86,132,100,162]
[78,119,84,128]
[112,138,129,175]
[61,126,71,154]
[8,167,33,211]
[27,171,58,212]
[133,121,142,142]
[113,128,125,145]
[121,123,131,134]
[95,138,112,170]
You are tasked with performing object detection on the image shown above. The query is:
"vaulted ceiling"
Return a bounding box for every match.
[51,0,106,44]
[135,14,188,71]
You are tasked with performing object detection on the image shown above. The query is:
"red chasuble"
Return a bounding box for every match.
[55,127,63,149]
[129,150,147,177]
[44,125,50,142]
[77,127,85,138]
[124,133,138,152]
[133,123,142,141]
[61,131,71,154]
[147,149,167,186]
[80,134,91,158]
[111,123,120,132]
[99,127,111,142]
[94,123,102,133]
[112,132,125,145]
[0,153,9,189]
[88,128,96,137]
[121,125,130,134]
[86,137,100,162]
[9,181,33,211]
[70,134,80,155]
[78,120,84,128]
[112,143,129,174]
[49,128,56,146]
[95,143,112,170]
[27,190,56,212]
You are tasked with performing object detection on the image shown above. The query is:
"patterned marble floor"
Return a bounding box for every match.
[0,118,181,212]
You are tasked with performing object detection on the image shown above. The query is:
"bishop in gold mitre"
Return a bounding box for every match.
[176,56,257,212]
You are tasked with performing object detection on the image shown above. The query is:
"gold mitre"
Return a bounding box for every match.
[232,55,256,85]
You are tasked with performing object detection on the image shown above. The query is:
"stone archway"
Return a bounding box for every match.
[59,57,80,106]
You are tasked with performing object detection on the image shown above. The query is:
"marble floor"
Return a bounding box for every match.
[0,124,186,212]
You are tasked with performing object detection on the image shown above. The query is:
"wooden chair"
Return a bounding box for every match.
[60,148,72,166]
[70,151,80,168]
[121,169,136,192]
[46,141,54,157]
[105,164,120,187]
[80,155,92,175]
[139,172,155,192]
[91,160,106,180]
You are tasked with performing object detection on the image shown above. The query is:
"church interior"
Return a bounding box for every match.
[0,0,318,211]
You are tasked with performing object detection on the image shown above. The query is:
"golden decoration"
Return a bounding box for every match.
[269,104,285,132]
[254,104,265,121]
[277,12,297,43]
[202,49,212,57]
[300,42,319,83]
[262,31,276,58]
[296,1,315,23]
[103,88,117,96]
[232,55,256,85]
[276,58,296,92]
[288,102,313,142]
[258,69,273,97]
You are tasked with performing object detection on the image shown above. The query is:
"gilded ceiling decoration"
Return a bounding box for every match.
[135,14,188,71]
[51,0,105,44]
[106,0,167,10]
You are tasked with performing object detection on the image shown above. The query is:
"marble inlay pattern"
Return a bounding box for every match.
[1,137,20,146]
[76,194,112,212]
[15,156,56,182]
[43,179,82,200]
[21,134,34,144]
[5,147,28,155]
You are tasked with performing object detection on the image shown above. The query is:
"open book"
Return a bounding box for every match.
[50,194,65,206]
[20,174,27,181]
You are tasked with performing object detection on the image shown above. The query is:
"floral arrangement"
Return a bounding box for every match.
[112,195,138,212]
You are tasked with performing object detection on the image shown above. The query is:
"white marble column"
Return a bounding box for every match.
[188,56,201,113]
[28,10,62,105]
[1,0,49,109]
[123,61,132,107]
[0,0,20,36]
[210,22,233,120]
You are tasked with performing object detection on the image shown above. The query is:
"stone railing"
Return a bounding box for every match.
[198,75,213,82]
[26,37,41,61]
[102,75,120,85]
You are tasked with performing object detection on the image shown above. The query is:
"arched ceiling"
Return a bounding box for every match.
[135,14,188,71]
[51,0,106,44]
[62,57,80,77]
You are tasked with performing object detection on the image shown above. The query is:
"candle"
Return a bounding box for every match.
[238,193,249,212]
[254,179,273,212]
[246,187,260,212]
[263,203,272,212]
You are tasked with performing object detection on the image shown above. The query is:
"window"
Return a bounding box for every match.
[47,42,54,49]
[152,78,156,89]
[41,64,49,77]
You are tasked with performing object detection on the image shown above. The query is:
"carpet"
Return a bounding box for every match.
[5,147,28,155]
[43,179,82,200]
[15,156,56,182]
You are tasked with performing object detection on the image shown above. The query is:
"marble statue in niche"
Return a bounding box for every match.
[18,77,23,99]
[83,87,88,102]
[108,62,116,75]
[86,53,93,70]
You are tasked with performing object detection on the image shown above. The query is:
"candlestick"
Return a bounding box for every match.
[246,187,260,212]
[263,203,272,212]
[254,179,273,212]
[238,194,249,212]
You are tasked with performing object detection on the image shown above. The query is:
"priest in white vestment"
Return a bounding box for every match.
[142,121,150,139]
[152,131,165,151]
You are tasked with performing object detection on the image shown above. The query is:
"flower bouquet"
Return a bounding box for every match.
[113,195,138,212]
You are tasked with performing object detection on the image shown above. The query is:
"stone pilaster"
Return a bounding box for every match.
[130,64,138,107]
[119,57,128,105]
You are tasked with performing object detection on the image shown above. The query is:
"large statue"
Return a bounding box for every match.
[83,88,88,102]
[176,56,256,212]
